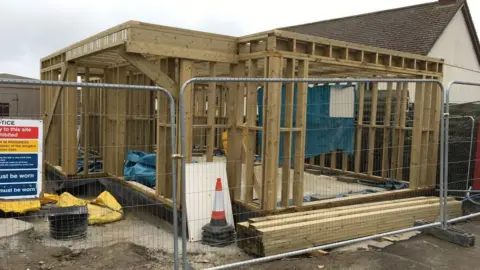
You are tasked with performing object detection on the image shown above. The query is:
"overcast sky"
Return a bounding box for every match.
[0,0,479,79]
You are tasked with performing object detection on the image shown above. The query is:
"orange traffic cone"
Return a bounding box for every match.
[201,178,236,247]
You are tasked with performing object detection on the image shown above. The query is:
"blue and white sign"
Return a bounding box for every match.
[0,119,43,199]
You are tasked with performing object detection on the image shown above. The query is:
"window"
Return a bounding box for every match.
[0,103,10,117]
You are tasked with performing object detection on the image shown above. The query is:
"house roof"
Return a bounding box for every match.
[0,73,37,81]
[280,0,480,62]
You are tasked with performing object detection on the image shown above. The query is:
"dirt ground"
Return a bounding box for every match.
[2,214,480,269]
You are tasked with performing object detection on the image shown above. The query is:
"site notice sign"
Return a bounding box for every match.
[0,119,43,199]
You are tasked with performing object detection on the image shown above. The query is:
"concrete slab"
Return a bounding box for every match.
[0,218,33,239]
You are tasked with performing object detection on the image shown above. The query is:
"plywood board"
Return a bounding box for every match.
[185,162,234,242]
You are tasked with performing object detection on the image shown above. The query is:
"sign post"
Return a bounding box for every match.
[0,119,43,199]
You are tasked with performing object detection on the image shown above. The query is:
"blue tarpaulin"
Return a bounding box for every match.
[123,151,157,188]
[257,84,356,166]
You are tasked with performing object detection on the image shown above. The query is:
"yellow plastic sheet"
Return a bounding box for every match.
[56,191,123,225]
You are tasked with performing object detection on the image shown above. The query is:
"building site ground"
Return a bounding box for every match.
[1,208,480,270]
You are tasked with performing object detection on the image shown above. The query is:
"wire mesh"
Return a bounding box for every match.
[179,77,447,269]
[0,78,179,270]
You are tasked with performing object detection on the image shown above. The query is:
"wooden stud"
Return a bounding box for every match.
[409,79,426,189]
[245,59,258,204]
[419,80,433,187]
[367,82,378,176]
[156,60,168,196]
[82,68,90,176]
[381,82,393,178]
[354,83,365,173]
[180,60,194,163]
[44,67,68,141]
[115,67,127,177]
[262,56,283,210]
[390,83,403,179]
[281,58,295,207]
[331,152,337,170]
[62,63,78,175]
[427,81,442,186]
[206,62,217,162]
[293,59,309,207]
[395,82,409,180]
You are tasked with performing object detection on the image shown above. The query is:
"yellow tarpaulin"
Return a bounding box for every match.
[0,191,123,225]
[222,128,247,155]
[0,192,60,214]
[56,191,123,225]
[0,200,41,214]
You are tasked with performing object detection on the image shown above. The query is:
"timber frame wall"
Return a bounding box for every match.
[40,21,443,212]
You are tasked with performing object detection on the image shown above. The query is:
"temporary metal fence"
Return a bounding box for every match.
[443,81,480,229]
[179,77,446,269]
[0,78,180,269]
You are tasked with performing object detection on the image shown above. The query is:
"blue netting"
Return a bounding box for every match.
[257,84,356,166]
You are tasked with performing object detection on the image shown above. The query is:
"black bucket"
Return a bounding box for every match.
[48,206,89,240]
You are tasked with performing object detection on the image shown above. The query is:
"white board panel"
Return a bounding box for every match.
[329,86,355,118]
[185,162,234,242]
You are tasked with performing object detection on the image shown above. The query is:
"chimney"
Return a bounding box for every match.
[439,0,458,5]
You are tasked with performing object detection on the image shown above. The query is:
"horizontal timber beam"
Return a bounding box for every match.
[125,41,238,63]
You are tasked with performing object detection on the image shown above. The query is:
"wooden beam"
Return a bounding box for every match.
[367,82,379,176]
[126,41,238,63]
[293,59,309,207]
[281,58,295,207]
[354,83,365,173]
[206,62,217,162]
[390,83,403,178]
[117,48,180,99]
[156,60,169,196]
[262,56,283,210]
[62,63,78,175]
[381,82,393,178]
[44,66,68,142]
[245,59,258,204]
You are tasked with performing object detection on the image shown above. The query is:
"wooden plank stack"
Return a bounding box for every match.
[237,197,462,256]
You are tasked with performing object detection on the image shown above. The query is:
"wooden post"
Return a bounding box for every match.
[115,67,127,177]
[419,80,433,187]
[281,58,295,207]
[367,82,379,176]
[206,62,217,162]
[293,59,309,207]
[156,60,168,196]
[82,68,90,176]
[245,59,258,204]
[226,62,245,200]
[427,81,442,186]
[262,56,283,211]
[62,63,78,175]
[390,83,403,179]
[354,83,365,173]
[409,79,426,189]
[381,82,393,178]
[180,60,194,163]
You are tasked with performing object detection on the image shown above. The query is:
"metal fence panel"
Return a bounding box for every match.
[0,78,180,269]
[180,77,446,269]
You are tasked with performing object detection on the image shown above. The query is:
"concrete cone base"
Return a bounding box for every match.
[201,223,236,247]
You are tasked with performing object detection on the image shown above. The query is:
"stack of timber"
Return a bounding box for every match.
[237,197,462,256]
